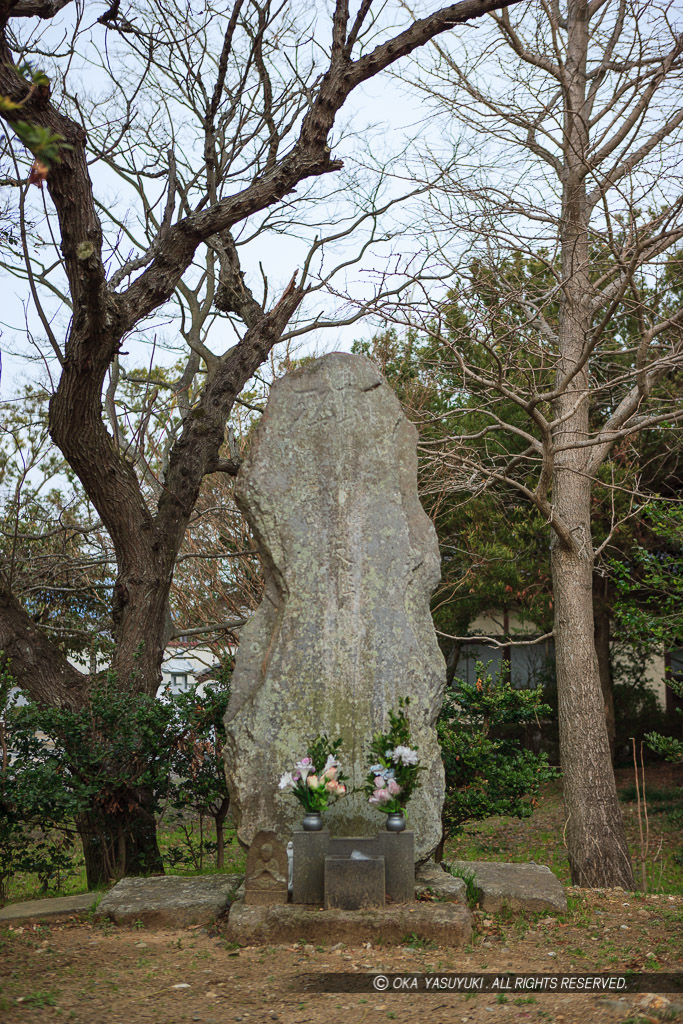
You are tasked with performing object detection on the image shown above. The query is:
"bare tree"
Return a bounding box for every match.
[381,0,683,887]
[0,0,521,882]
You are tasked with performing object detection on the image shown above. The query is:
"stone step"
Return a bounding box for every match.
[95,874,244,928]
[226,899,472,946]
[447,860,567,913]
[0,893,97,923]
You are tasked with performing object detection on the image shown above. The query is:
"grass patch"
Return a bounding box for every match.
[402,933,437,950]
[444,773,683,896]
[2,814,245,907]
[21,989,59,1007]
[619,784,683,811]
[443,863,483,907]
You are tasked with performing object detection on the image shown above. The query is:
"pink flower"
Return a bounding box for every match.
[306,774,319,788]
[323,766,338,781]
[374,775,386,788]
[337,784,346,795]
[387,779,402,796]
[325,779,339,792]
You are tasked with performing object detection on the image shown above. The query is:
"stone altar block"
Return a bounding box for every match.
[293,831,415,905]
[292,830,330,905]
[325,856,385,910]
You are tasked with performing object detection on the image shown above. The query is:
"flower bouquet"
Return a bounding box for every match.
[365,699,423,826]
[279,735,347,822]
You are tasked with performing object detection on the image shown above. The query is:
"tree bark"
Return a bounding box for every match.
[77,788,164,888]
[444,640,461,687]
[593,576,616,762]
[213,796,230,871]
[550,0,633,890]
[552,547,632,886]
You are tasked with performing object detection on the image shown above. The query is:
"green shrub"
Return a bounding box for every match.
[0,651,233,892]
[438,661,559,848]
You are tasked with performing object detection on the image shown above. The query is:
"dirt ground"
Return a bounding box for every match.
[1,887,681,1024]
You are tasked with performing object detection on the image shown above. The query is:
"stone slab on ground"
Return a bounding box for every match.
[0,893,98,923]
[448,860,567,913]
[415,862,467,903]
[225,899,472,946]
[95,874,243,928]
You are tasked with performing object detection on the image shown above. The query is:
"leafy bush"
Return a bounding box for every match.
[645,677,683,764]
[165,681,232,869]
[0,652,233,892]
[438,661,559,850]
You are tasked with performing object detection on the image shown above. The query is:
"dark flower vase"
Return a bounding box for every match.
[302,811,323,831]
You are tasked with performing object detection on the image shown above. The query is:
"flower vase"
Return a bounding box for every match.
[302,811,323,831]
[385,811,406,833]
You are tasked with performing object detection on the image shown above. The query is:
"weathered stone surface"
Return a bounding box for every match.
[292,832,414,905]
[292,830,330,905]
[448,860,567,913]
[226,899,472,946]
[415,861,467,903]
[95,874,243,928]
[224,353,446,861]
[245,831,288,905]
[325,856,385,910]
[327,834,415,904]
[378,832,416,904]
[0,893,97,923]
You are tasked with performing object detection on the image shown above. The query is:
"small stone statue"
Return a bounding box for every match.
[244,831,288,905]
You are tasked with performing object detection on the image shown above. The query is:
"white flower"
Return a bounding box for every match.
[323,753,339,772]
[391,745,419,766]
[278,771,295,790]
[295,757,314,779]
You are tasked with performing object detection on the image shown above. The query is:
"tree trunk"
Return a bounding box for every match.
[593,577,616,762]
[549,0,634,891]
[551,545,633,887]
[445,641,461,687]
[77,788,164,888]
[214,797,230,871]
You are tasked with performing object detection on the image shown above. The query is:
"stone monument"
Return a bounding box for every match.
[244,831,288,906]
[224,352,446,862]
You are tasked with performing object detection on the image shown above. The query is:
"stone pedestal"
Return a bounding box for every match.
[378,831,415,904]
[292,830,330,905]
[324,856,385,910]
[226,901,473,947]
[293,831,415,905]
[328,833,415,904]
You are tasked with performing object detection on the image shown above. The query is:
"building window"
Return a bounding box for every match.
[454,644,503,687]
[170,673,188,693]
[455,639,554,690]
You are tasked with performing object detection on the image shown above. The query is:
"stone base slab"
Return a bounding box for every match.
[0,893,97,923]
[415,862,467,903]
[225,898,472,946]
[447,860,567,913]
[95,874,243,928]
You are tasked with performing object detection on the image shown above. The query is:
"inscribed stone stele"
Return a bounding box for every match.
[224,352,446,862]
